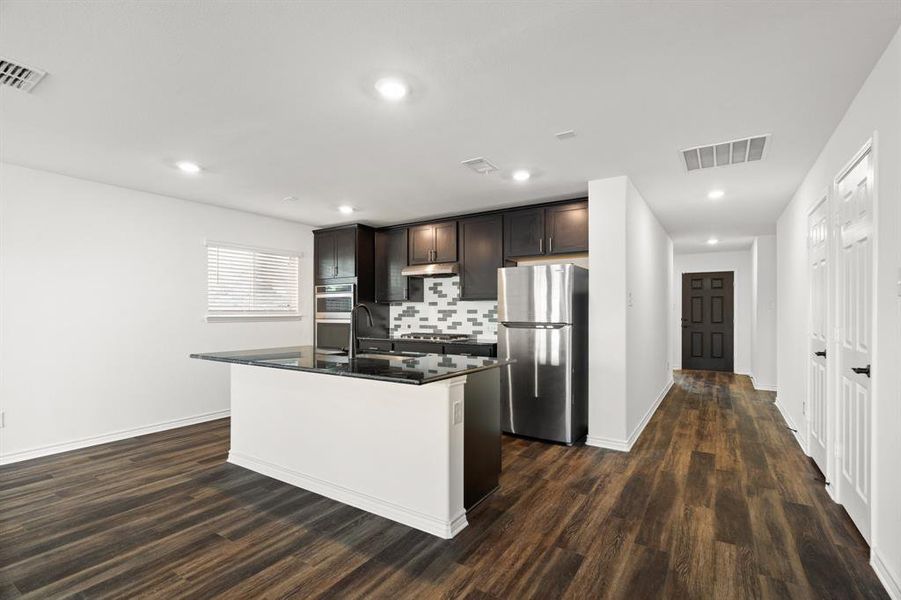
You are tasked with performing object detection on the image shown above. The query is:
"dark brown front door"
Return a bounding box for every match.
[682,271,734,372]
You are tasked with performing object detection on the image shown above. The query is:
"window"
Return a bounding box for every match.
[206,242,300,321]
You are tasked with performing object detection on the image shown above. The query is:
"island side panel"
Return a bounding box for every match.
[227,363,467,539]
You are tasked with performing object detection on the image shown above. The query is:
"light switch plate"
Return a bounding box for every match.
[453,402,463,425]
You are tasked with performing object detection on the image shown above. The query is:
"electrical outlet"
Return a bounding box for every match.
[453,402,463,425]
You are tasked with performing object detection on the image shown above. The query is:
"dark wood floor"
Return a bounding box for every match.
[0,371,888,599]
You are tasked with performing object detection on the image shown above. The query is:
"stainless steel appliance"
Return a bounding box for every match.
[497,264,588,444]
[399,332,473,342]
[315,284,354,352]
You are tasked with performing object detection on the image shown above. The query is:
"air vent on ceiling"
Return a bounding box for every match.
[555,129,576,140]
[682,134,770,172]
[461,157,498,174]
[0,58,47,92]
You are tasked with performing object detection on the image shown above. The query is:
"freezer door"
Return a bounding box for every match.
[499,323,573,443]
[497,264,574,324]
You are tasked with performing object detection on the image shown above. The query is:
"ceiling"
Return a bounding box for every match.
[1,1,899,252]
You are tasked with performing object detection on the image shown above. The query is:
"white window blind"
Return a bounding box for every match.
[207,242,300,319]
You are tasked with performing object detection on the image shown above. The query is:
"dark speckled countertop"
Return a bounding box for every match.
[190,346,510,385]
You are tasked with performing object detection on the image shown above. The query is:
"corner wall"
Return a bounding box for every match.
[0,164,315,463]
[587,176,673,450]
[776,25,901,597]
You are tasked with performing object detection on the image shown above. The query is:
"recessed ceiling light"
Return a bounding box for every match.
[176,161,201,174]
[707,189,725,200]
[374,77,408,101]
[707,238,719,245]
[338,205,355,215]
[512,169,531,182]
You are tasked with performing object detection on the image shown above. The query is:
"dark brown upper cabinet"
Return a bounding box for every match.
[313,225,375,299]
[504,200,588,259]
[408,221,457,265]
[375,228,423,303]
[546,201,588,255]
[503,207,545,258]
[459,214,503,300]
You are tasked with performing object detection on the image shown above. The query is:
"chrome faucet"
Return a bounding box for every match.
[348,303,373,360]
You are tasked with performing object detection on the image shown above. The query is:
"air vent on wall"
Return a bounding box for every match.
[682,134,770,172]
[0,58,47,92]
[461,157,498,174]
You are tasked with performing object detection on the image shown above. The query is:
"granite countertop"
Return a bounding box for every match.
[190,346,510,385]
[358,336,498,346]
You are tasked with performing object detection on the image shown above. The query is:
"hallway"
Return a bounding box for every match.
[0,372,887,598]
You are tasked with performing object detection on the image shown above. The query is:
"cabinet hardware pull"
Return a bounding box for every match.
[851,364,871,378]
[539,238,543,253]
[549,236,553,253]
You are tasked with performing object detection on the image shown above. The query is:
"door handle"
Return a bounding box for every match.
[851,364,871,378]
[814,350,827,358]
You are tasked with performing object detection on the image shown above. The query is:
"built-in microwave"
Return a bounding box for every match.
[315,284,355,320]
[315,284,354,351]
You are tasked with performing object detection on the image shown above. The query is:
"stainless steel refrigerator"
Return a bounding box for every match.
[497,264,588,444]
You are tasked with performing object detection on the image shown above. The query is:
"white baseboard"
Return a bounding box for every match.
[0,409,230,465]
[773,399,808,455]
[872,549,901,600]
[228,451,467,539]
[586,377,674,453]
[750,374,777,392]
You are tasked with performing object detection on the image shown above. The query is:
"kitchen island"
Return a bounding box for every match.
[190,346,508,538]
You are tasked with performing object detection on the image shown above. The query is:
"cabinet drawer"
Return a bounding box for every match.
[359,339,393,352]
[445,344,495,357]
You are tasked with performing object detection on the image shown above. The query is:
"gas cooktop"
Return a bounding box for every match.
[399,332,474,342]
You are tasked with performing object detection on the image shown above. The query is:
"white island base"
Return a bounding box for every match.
[227,364,469,538]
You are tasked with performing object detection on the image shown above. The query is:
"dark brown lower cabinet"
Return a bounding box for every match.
[459,214,503,300]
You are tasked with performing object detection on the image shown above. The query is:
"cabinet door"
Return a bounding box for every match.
[315,231,336,280]
[375,229,422,303]
[333,228,357,278]
[408,225,435,265]
[546,201,588,254]
[504,208,545,258]
[433,221,458,262]
[459,214,503,300]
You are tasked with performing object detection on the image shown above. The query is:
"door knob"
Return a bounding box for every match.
[851,364,871,378]
[814,350,827,358]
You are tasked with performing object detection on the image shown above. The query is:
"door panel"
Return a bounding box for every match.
[504,208,545,258]
[681,271,734,371]
[807,197,829,474]
[836,147,873,542]
[499,324,571,442]
[433,221,458,262]
[375,229,422,303]
[408,225,435,265]
[546,201,588,254]
[459,214,503,300]
[333,228,357,278]
[315,232,336,281]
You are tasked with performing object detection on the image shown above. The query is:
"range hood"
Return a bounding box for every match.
[401,262,459,277]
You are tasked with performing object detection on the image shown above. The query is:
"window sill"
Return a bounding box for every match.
[206,314,303,323]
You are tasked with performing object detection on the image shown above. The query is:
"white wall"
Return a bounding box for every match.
[672,250,752,375]
[0,164,315,463]
[625,180,674,438]
[588,176,673,450]
[776,26,901,597]
[751,236,777,390]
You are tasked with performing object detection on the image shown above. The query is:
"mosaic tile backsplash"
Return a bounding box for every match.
[389,276,498,339]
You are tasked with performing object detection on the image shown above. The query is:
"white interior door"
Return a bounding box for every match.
[807,197,829,474]
[836,145,873,542]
